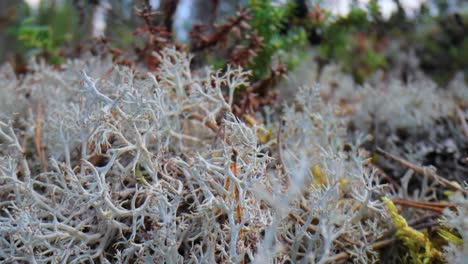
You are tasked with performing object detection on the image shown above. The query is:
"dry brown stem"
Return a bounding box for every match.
[376,147,465,193]
[392,199,454,214]
[456,106,468,139]
[35,104,46,172]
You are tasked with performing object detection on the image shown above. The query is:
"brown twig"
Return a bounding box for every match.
[132,6,172,71]
[376,147,465,193]
[188,112,220,133]
[372,164,401,189]
[392,199,453,214]
[456,106,468,139]
[35,104,46,172]
[276,118,288,183]
[326,252,349,262]
[370,238,395,250]
[233,64,285,117]
[248,63,287,96]
[289,212,317,232]
[228,149,243,224]
[398,200,456,209]
[227,32,263,68]
[190,9,251,52]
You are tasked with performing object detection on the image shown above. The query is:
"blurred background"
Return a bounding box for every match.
[0,0,467,85]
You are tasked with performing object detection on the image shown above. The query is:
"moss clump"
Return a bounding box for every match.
[382,197,443,264]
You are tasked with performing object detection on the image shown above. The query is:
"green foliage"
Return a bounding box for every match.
[313,0,468,85]
[368,0,381,20]
[416,12,468,85]
[16,17,61,64]
[247,0,308,78]
[318,3,387,83]
[9,1,79,65]
[2,0,466,86]
[437,229,463,247]
[383,197,443,264]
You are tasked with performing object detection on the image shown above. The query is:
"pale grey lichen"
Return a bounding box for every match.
[0,48,464,263]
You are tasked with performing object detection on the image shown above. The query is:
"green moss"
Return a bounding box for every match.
[247,0,308,78]
[382,197,443,264]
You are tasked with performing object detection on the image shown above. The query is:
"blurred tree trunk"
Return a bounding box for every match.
[160,0,179,35]
[193,0,219,31]
[90,0,110,37]
[0,0,23,63]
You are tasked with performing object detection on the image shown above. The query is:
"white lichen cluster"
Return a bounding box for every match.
[0,48,464,263]
[441,192,468,264]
